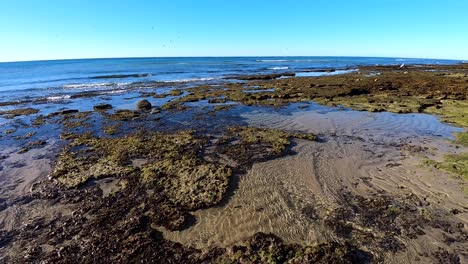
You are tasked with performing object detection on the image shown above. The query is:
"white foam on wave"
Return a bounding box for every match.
[163,77,218,83]
[295,69,357,77]
[101,89,127,95]
[47,95,71,101]
[268,67,289,70]
[63,82,128,89]
[257,59,330,63]
[256,60,289,62]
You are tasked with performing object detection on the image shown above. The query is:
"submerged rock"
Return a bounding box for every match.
[107,109,141,121]
[93,103,113,111]
[136,99,152,110]
[49,109,79,116]
[0,107,39,118]
[169,89,183,96]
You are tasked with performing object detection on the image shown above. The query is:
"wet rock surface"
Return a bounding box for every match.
[0,108,39,118]
[136,99,152,110]
[160,64,468,126]
[93,103,113,111]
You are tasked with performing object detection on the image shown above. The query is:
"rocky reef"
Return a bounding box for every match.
[1,125,323,263]
[0,63,467,263]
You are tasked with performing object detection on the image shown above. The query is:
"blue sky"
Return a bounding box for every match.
[1,0,467,62]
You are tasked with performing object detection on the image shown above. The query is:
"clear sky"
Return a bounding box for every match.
[1,0,467,62]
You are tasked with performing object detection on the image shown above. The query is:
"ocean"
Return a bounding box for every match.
[0,56,460,104]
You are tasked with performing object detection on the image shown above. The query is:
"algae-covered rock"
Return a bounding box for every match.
[208,98,228,104]
[158,64,468,127]
[424,153,468,181]
[107,109,141,121]
[425,100,468,127]
[215,232,372,264]
[169,89,183,96]
[52,153,135,188]
[0,108,39,118]
[136,99,152,110]
[103,124,120,135]
[454,132,468,147]
[142,157,232,210]
[32,115,46,126]
[226,126,317,153]
[50,130,228,199]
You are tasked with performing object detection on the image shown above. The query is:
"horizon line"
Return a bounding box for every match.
[0,55,465,64]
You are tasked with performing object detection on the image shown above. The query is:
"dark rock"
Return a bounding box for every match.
[302,68,336,73]
[50,109,79,116]
[208,98,228,104]
[93,103,113,111]
[136,100,152,110]
[347,88,370,96]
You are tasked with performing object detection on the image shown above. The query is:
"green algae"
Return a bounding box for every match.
[51,130,225,197]
[317,95,438,114]
[226,126,317,153]
[212,105,234,112]
[161,83,287,110]
[425,100,468,127]
[142,157,232,210]
[162,93,203,110]
[421,101,468,182]
[60,112,92,129]
[169,89,183,96]
[53,153,135,187]
[454,132,468,147]
[106,109,141,121]
[103,124,120,135]
[424,153,468,181]
[31,115,46,126]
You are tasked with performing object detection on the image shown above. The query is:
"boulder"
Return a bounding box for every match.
[136,100,152,110]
